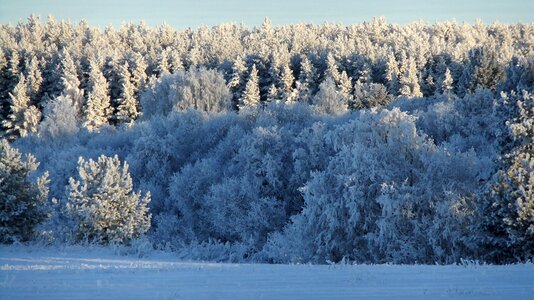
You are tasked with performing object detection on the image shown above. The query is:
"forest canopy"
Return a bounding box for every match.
[0,16,532,264]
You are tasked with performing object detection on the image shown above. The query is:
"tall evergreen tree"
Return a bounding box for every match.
[115,62,139,124]
[280,63,295,102]
[399,56,423,98]
[385,52,400,96]
[24,56,43,101]
[0,139,49,243]
[83,59,111,131]
[479,91,534,262]
[2,75,41,139]
[239,64,260,109]
[66,155,151,244]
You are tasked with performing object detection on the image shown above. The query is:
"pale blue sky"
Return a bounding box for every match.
[0,0,532,28]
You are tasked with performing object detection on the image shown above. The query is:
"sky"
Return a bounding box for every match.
[0,0,533,29]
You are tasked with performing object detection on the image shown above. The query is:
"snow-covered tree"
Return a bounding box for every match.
[440,67,454,95]
[24,56,43,100]
[2,75,41,139]
[312,77,347,115]
[479,91,534,262]
[239,64,261,109]
[324,52,340,84]
[399,56,423,98]
[66,154,151,244]
[295,55,316,102]
[385,52,400,96]
[352,82,391,109]
[38,95,80,139]
[115,62,139,124]
[280,63,295,102]
[83,59,111,131]
[0,139,49,243]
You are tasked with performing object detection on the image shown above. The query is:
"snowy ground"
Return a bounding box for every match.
[1,246,532,300]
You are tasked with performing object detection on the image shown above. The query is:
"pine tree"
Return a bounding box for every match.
[239,64,260,109]
[0,139,49,243]
[58,50,79,95]
[399,56,423,98]
[83,59,111,131]
[115,62,139,124]
[103,55,121,106]
[156,49,171,75]
[66,154,151,244]
[440,67,454,95]
[59,51,85,116]
[1,50,21,121]
[480,91,534,262]
[2,75,41,139]
[324,52,340,84]
[385,52,400,96]
[338,70,353,102]
[168,50,184,74]
[128,52,148,92]
[227,56,247,108]
[296,55,317,102]
[280,63,295,102]
[24,56,43,100]
[352,82,391,110]
[266,83,279,103]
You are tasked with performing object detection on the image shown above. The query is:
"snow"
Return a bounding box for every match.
[1,246,532,299]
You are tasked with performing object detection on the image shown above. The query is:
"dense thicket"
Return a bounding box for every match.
[1,16,533,263]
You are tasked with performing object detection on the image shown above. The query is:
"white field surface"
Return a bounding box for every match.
[1,245,533,300]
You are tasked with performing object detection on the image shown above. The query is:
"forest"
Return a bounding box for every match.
[0,16,533,264]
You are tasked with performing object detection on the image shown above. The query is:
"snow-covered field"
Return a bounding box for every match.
[1,246,532,300]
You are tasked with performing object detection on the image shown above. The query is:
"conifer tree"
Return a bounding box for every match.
[239,64,260,108]
[295,55,316,102]
[24,56,43,100]
[0,139,49,243]
[115,62,139,124]
[338,70,353,102]
[280,63,295,102]
[128,52,148,92]
[266,83,279,103]
[66,155,151,244]
[59,51,85,115]
[480,91,534,262]
[324,52,339,82]
[156,49,171,75]
[399,56,423,98]
[83,59,111,131]
[385,52,400,96]
[227,56,248,107]
[440,67,454,95]
[2,75,41,139]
